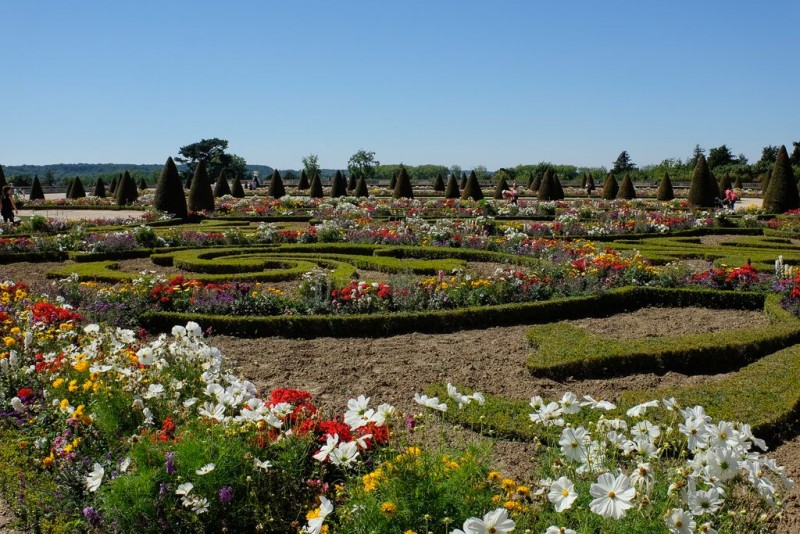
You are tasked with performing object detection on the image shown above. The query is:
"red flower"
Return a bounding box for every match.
[317,420,352,443]
[17,388,34,401]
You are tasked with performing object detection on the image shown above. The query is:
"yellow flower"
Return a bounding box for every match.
[68,380,78,392]
[501,478,516,492]
[59,398,70,411]
[380,502,397,517]
[42,453,55,468]
[404,531,417,534]
[487,471,502,482]
[2,337,15,347]
[52,378,65,388]
[516,485,530,497]
[73,360,89,373]
[503,500,523,512]
[10,327,20,335]
[491,494,503,505]
[71,405,85,419]
[82,380,93,392]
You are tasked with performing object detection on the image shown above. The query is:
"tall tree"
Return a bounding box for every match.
[707,144,736,169]
[175,138,246,181]
[755,145,779,174]
[302,154,320,180]
[347,149,379,184]
[688,144,706,169]
[611,151,636,174]
[790,142,800,167]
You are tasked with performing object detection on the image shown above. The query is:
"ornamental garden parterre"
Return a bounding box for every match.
[2,164,800,533]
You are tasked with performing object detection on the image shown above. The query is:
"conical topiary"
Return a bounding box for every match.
[433,172,445,192]
[0,164,5,188]
[718,173,733,197]
[309,171,324,198]
[116,171,139,206]
[444,174,460,199]
[389,171,398,191]
[537,170,556,201]
[687,155,720,208]
[231,175,246,198]
[493,174,509,199]
[763,145,800,213]
[268,169,286,199]
[69,177,86,199]
[602,173,619,200]
[65,178,74,198]
[214,172,232,197]
[461,170,484,201]
[586,173,596,191]
[354,175,369,198]
[93,178,106,198]
[580,173,587,189]
[460,173,467,190]
[298,169,310,190]
[154,157,188,219]
[393,165,414,199]
[188,160,215,213]
[531,172,542,192]
[138,177,148,191]
[734,175,743,189]
[552,172,565,200]
[185,173,193,190]
[347,172,357,191]
[29,175,45,200]
[330,170,347,198]
[760,171,771,193]
[656,173,674,201]
[616,173,636,200]
[109,175,118,195]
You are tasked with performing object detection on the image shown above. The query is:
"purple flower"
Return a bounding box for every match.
[218,485,233,504]
[83,506,103,527]
[406,413,416,431]
[165,452,176,475]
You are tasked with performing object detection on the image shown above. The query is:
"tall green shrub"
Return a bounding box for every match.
[389,172,398,191]
[461,171,484,201]
[214,172,232,197]
[347,172,357,191]
[309,171,324,198]
[493,174,509,199]
[531,173,542,192]
[586,173,595,191]
[268,169,286,199]
[537,170,555,201]
[29,175,45,200]
[460,173,467,190]
[761,172,771,193]
[93,178,106,198]
[0,164,5,188]
[154,157,188,219]
[552,172,565,200]
[763,145,800,213]
[330,170,347,198]
[602,173,618,200]
[687,155,719,207]
[393,165,414,199]
[718,173,733,196]
[656,172,674,201]
[444,174,460,199]
[734,175,743,189]
[188,160,215,212]
[116,171,139,206]
[138,177,148,190]
[69,177,86,199]
[109,175,119,195]
[354,175,369,198]
[65,178,74,198]
[616,173,636,200]
[297,170,310,190]
[433,172,445,192]
[231,175,246,198]
[185,174,193,190]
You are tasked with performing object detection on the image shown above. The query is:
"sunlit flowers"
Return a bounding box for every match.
[84,463,104,493]
[450,507,516,534]
[304,496,333,534]
[589,472,636,519]
[414,393,447,412]
[548,476,578,513]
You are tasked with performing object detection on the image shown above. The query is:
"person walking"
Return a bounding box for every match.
[1,185,18,224]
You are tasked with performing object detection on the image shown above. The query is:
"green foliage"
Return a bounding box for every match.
[552,172,565,200]
[347,149,379,184]
[267,169,287,199]
[734,175,743,189]
[656,172,674,201]
[493,172,509,199]
[0,163,5,188]
[718,173,733,196]
[708,144,737,168]
[444,174,460,199]
[611,150,636,173]
[330,170,347,198]
[393,165,414,199]
[68,176,86,199]
[302,153,320,180]
[154,157,189,220]
[230,175,246,198]
[354,175,369,198]
[616,173,636,200]
[297,169,310,190]
[537,169,556,201]
[460,173,467,190]
[309,171,324,198]
[763,145,800,214]
[432,172,445,192]
[138,177,147,190]
[687,154,720,207]
[213,171,231,197]
[347,171,357,191]
[175,137,247,181]
[115,171,139,206]
[602,173,619,200]
[29,175,46,200]
[187,160,215,213]
[461,171,484,201]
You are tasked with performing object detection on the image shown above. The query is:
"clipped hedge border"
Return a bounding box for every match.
[0,251,68,264]
[138,286,756,339]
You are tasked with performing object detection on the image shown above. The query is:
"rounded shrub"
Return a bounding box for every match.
[718,173,733,196]
[552,172,565,200]
[154,156,188,219]
[460,173,467,190]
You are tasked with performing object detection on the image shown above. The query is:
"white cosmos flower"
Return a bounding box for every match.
[84,463,104,493]
[548,476,578,512]
[10,397,24,413]
[630,462,654,494]
[198,401,226,422]
[530,402,564,427]
[545,528,577,534]
[697,523,717,534]
[329,441,360,468]
[270,402,294,418]
[143,383,165,399]
[451,507,516,534]
[707,447,739,482]
[690,487,724,516]
[313,434,339,462]
[185,321,203,337]
[375,402,395,424]
[136,347,156,366]
[559,426,590,462]
[119,457,131,472]
[631,420,660,441]
[446,383,485,409]
[665,508,696,534]
[529,395,545,410]
[195,463,215,475]
[171,325,186,337]
[83,324,101,334]
[175,482,194,496]
[589,473,635,519]
[626,400,659,418]
[581,395,616,410]
[708,421,741,449]
[413,393,447,412]
[254,458,272,472]
[303,496,333,534]
[559,392,581,414]
[680,417,710,451]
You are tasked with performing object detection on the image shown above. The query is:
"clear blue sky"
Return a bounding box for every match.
[1,1,798,170]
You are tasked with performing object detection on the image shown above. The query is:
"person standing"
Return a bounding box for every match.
[1,185,18,224]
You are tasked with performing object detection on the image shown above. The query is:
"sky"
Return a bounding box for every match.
[1,1,798,171]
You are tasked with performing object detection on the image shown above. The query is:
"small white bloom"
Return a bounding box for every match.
[665,507,696,534]
[626,400,659,418]
[175,482,194,496]
[329,441,360,468]
[413,393,447,412]
[589,472,635,519]
[185,321,203,337]
[119,457,131,473]
[454,508,515,534]
[254,458,272,472]
[545,528,577,534]
[559,426,590,463]
[143,383,165,399]
[548,476,578,512]
[303,496,333,534]
[84,463,104,493]
[10,396,24,413]
[195,463,215,475]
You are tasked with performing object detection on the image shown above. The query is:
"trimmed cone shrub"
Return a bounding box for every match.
[309,171,324,198]
[231,175,246,198]
[531,173,542,192]
[0,164,5,188]
[347,172,356,191]
[65,178,74,199]
[461,170,484,201]
[92,178,106,199]
[602,173,619,200]
[763,145,800,213]
[214,172,232,197]
[552,173,565,200]
[433,172,445,192]
[109,175,119,195]
[537,170,555,201]
[154,157,188,219]
[393,165,414,199]
[389,172,397,191]
[493,174,509,199]
[188,160,215,213]
[444,174,460,199]
[69,177,86,199]
[268,169,286,199]
[138,177,148,190]
[460,173,467,190]
[656,172,674,201]
[734,175,743,189]
[330,170,347,198]
[29,176,45,200]
[586,173,595,191]
[616,173,636,200]
[116,171,139,206]
[718,173,733,196]
[354,175,369,198]
[761,172,771,193]
[687,155,720,207]
[297,170,310,190]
